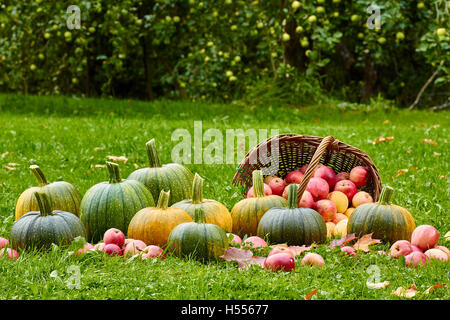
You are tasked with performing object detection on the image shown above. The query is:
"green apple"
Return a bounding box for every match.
[308,15,317,23]
[212,11,218,17]
[118,53,126,59]
[207,41,214,47]
[317,0,325,3]
[357,32,364,39]
[38,53,45,60]
[229,76,237,82]
[292,1,301,10]
[351,15,360,22]
[88,27,95,33]
[72,78,78,84]
[396,32,405,41]
[271,52,278,58]
[377,37,386,44]
[257,21,264,29]
[52,25,58,31]
[165,16,172,23]
[225,0,232,4]
[316,6,325,14]
[305,50,311,57]
[333,12,339,17]
[332,0,341,3]
[296,26,303,33]
[234,56,241,62]
[30,64,36,71]
[417,2,425,9]
[121,9,128,15]
[225,70,233,77]
[300,37,309,47]
[231,25,238,31]
[64,31,72,38]
[436,28,446,37]
[282,33,290,42]
[135,19,143,26]
[173,16,180,23]
[44,32,51,39]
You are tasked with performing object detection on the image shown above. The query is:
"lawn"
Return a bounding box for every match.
[0,94,448,300]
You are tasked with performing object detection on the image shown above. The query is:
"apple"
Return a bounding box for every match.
[405,251,428,268]
[295,26,304,34]
[335,172,350,183]
[436,28,446,37]
[301,253,324,267]
[350,15,360,22]
[268,178,286,196]
[298,190,315,209]
[341,246,356,257]
[411,245,422,253]
[268,247,294,259]
[334,219,348,238]
[247,184,272,197]
[123,240,147,257]
[307,15,317,23]
[103,244,123,256]
[417,2,425,9]
[91,243,105,251]
[292,1,301,10]
[242,236,267,249]
[74,243,94,256]
[327,191,348,213]
[227,233,242,245]
[300,38,309,47]
[104,228,125,247]
[424,248,448,262]
[264,253,295,272]
[316,199,337,222]
[333,180,358,202]
[0,237,9,249]
[445,231,450,241]
[44,32,51,39]
[282,33,290,42]
[299,164,309,173]
[316,6,325,14]
[0,248,19,261]
[389,240,413,258]
[411,225,439,251]
[377,37,387,45]
[435,246,450,260]
[357,32,364,39]
[326,222,335,238]
[285,171,304,184]
[30,64,36,71]
[344,207,355,219]
[396,32,405,41]
[349,166,369,187]
[352,191,373,208]
[141,245,165,260]
[332,213,347,225]
[306,177,329,200]
[313,165,337,189]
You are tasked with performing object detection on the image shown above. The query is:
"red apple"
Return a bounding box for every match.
[268,178,286,196]
[141,245,165,260]
[123,240,147,257]
[389,240,413,258]
[268,247,295,259]
[405,251,428,268]
[284,171,304,185]
[435,246,450,260]
[264,253,295,272]
[301,253,325,267]
[314,165,337,189]
[424,248,448,262]
[0,248,19,261]
[0,237,9,249]
[332,213,347,224]
[264,175,279,184]
[316,199,337,222]
[349,166,370,187]
[74,243,94,256]
[242,236,267,248]
[306,177,329,200]
[411,245,422,253]
[299,164,309,173]
[335,172,350,183]
[341,246,356,256]
[411,225,439,251]
[333,180,358,202]
[247,184,272,197]
[299,190,315,209]
[227,233,242,245]
[352,191,373,208]
[91,243,105,251]
[103,243,123,256]
[103,228,125,248]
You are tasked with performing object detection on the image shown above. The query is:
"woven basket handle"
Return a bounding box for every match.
[297,136,336,201]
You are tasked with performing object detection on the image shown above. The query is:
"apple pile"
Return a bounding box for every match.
[0,237,19,261]
[257,164,373,237]
[76,228,165,260]
[389,225,449,267]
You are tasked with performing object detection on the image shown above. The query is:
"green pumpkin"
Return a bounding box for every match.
[168,207,229,261]
[257,184,327,245]
[347,186,416,243]
[231,170,287,238]
[128,139,194,206]
[10,192,86,250]
[15,165,82,220]
[171,173,233,232]
[79,162,155,242]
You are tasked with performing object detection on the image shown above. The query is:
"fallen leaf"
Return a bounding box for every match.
[288,245,313,256]
[433,152,441,157]
[392,285,417,298]
[1,152,11,158]
[4,166,16,171]
[95,164,106,169]
[407,150,414,154]
[93,147,105,151]
[330,233,357,249]
[107,155,128,163]
[383,120,391,124]
[424,283,446,295]
[7,163,20,167]
[396,169,408,177]
[367,281,390,289]
[422,139,437,146]
[304,289,318,300]
[313,118,320,123]
[373,136,394,145]
[431,124,440,129]
[237,256,266,270]
[353,233,381,252]
[133,163,139,169]
[220,247,253,261]
[410,166,417,172]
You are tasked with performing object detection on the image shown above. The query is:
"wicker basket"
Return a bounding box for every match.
[232,134,382,202]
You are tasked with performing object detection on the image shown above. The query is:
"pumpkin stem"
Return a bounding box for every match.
[146,139,162,168]
[193,207,206,224]
[106,161,122,184]
[252,170,266,198]
[30,165,49,187]
[34,191,53,216]
[379,186,394,205]
[191,173,204,204]
[287,184,299,209]
[156,190,170,209]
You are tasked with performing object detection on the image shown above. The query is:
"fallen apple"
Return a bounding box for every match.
[301,253,324,267]
[389,240,413,258]
[104,228,125,248]
[264,253,295,272]
[411,225,439,251]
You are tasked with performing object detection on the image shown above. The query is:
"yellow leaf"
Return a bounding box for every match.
[107,155,128,163]
[304,289,318,300]
[353,233,381,252]
[392,285,417,298]
[367,281,390,289]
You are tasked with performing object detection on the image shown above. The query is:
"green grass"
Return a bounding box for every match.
[0,93,449,300]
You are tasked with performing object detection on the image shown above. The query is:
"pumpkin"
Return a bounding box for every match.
[167,207,229,261]
[171,173,232,232]
[79,162,154,242]
[127,190,193,247]
[10,192,86,250]
[257,184,327,245]
[15,165,82,220]
[231,170,287,238]
[128,139,194,206]
[347,186,416,243]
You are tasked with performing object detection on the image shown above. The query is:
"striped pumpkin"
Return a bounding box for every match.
[257,184,327,245]
[79,162,155,242]
[171,173,232,232]
[128,139,194,206]
[231,170,287,238]
[15,165,82,220]
[11,192,86,250]
[127,190,193,247]
[168,207,229,261]
[347,186,416,243]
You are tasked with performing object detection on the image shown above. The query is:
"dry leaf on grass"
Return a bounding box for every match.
[304,289,318,300]
[220,247,266,270]
[133,163,139,169]
[396,169,408,177]
[4,166,16,171]
[94,164,106,169]
[107,155,128,163]
[433,152,441,157]
[392,285,417,298]
[373,136,394,145]
[422,139,437,146]
[237,256,266,270]
[424,283,446,295]
[93,147,105,151]
[353,233,381,252]
[330,233,357,249]
[1,152,11,158]
[367,281,390,289]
